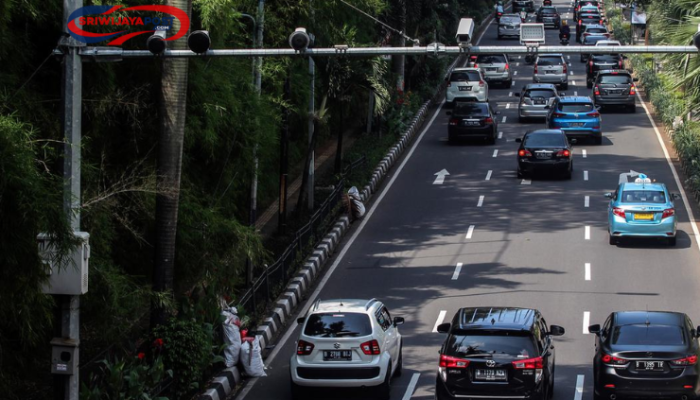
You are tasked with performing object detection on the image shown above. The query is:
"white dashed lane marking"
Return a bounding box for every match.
[585,263,591,281]
[584,170,589,181]
[493,149,499,158]
[402,373,421,400]
[506,103,511,109]
[477,195,485,207]
[585,226,591,240]
[451,263,463,280]
[466,225,475,239]
[502,116,507,123]
[433,311,447,332]
[582,149,587,158]
[514,70,518,76]
[585,196,590,208]
[509,92,513,97]
[574,375,585,400]
[485,170,492,180]
[498,131,503,139]
[521,179,532,185]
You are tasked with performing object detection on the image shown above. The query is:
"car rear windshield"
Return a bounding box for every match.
[599,75,632,84]
[304,313,372,337]
[586,27,607,33]
[620,190,666,203]
[450,71,481,82]
[454,102,490,117]
[537,56,564,66]
[525,90,556,98]
[541,7,557,13]
[524,133,567,147]
[500,17,520,24]
[612,325,685,345]
[558,103,594,112]
[446,332,539,358]
[592,54,620,62]
[584,36,607,45]
[476,55,506,64]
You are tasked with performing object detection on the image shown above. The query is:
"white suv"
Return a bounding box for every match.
[290,298,404,400]
[445,68,489,106]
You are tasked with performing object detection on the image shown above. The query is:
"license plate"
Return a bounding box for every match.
[569,123,585,127]
[634,213,654,220]
[323,350,352,361]
[536,152,552,159]
[464,121,480,126]
[636,361,664,371]
[535,100,546,105]
[475,369,507,381]
[486,68,497,72]
[545,70,555,74]
[608,90,622,94]
[459,86,472,91]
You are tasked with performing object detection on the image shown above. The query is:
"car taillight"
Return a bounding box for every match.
[602,354,629,366]
[662,208,675,219]
[518,149,532,157]
[587,111,600,117]
[629,85,636,95]
[447,82,452,87]
[505,63,510,70]
[498,12,503,16]
[594,85,600,96]
[584,32,591,36]
[604,33,611,37]
[512,356,543,369]
[553,112,565,118]
[534,65,538,74]
[360,339,381,355]
[618,60,623,68]
[484,117,494,124]
[557,149,571,157]
[672,355,698,366]
[449,118,460,126]
[563,63,568,73]
[439,354,470,368]
[479,80,485,87]
[589,60,594,73]
[297,340,314,355]
[474,63,479,69]
[578,19,582,25]
[612,207,626,218]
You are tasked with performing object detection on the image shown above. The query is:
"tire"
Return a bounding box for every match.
[668,236,677,246]
[505,79,513,88]
[290,381,306,400]
[594,136,603,145]
[376,363,392,400]
[564,169,572,180]
[394,345,403,377]
[519,115,527,123]
[609,234,617,245]
[497,34,503,40]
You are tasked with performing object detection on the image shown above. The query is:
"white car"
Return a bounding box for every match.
[445,68,489,105]
[290,298,404,400]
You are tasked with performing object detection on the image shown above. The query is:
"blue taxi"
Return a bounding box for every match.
[606,174,680,246]
[546,96,603,144]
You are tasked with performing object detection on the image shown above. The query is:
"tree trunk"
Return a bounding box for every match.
[391,0,406,91]
[152,0,191,328]
[296,119,318,217]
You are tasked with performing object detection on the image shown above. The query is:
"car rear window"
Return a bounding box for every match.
[541,7,557,13]
[525,89,556,98]
[599,75,632,84]
[620,190,666,203]
[592,54,620,62]
[584,36,607,45]
[559,103,594,113]
[304,313,372,337]
[524,133,567,147]
[612,325,685,346]
[454,102,490,117]
[450,71,481,82]
[500,17,520,24]
[446,332,539,358]
[586,27,607,33]
[537,56,564,66]
[476,55,506,64]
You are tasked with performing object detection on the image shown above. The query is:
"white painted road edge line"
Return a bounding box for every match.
[585,196,590,208]
[584,170,589,181]
[402,373,421,400]
[585,263,591,281]
[433,310,447,332]
[583,312,590,334]
[585,226,591,240]
[493,149,499,158]
[477,195,485,207]
[452,263,463,280]
[485,170,492,181]
[466,225,475,239]
[574,375,584,400]
[636,91,700,252]
[582,149,587,158]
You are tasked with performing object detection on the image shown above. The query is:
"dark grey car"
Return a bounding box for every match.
[592,70,638,113]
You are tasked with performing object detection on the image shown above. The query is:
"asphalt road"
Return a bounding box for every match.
[238,1,700,399]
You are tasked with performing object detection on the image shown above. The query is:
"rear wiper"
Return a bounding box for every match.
[460,353,494,357]
[335,331,361,337]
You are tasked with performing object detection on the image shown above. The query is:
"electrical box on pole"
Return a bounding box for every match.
[38,232,90,295]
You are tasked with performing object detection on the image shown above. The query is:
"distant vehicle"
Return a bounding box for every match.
[586,54,625,88]
[580,34,609,62]
[516,129,575,179]
[473,54,513,88]
[446,101,499,144]
[592,69,639,112]
[536,6,561,28]
[495,4,505,22]
[445,68,488,106]
[290,299,404,400]
[574,0,602,20]
[605,174,680,245]
[533,54,568,89]
[546,96,603,144]
[576,14,604,42]
[435,307,565,400]
[515,83,563,122]
[513,0,535,13]
[581,24,610,41]
[589,310,699,399]
[498,15,522,39]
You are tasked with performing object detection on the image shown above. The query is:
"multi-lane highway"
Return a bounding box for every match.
[238,1,700,399]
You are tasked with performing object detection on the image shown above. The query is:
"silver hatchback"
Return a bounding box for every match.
[515,83,562,121]
[533,54,568,89]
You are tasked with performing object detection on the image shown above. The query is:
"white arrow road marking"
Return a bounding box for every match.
[452,263,463,280]
[585,263,591,281]
[584,170,589,181]
[506,103,511,109]
[583,312,591,334]
[521,179,532,185]
[585,196,590,208]
[466,225,475,239]
[402,373,421,400]
[498,131,503,139]
[433,169,450,185]
[433,310,447,332]
[574,375,584,400]
[618,169,641,184]
[502,116,507,123]
[485,170,492,181]
[582,149,587,158]
[585,226,591,240]
[493,149,499,158]
[477,195,485,207]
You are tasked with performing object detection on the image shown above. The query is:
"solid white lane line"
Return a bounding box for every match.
[585,226,591,240]
[514,70,518,76]
[402,373,421,400]
[584,170,589,181]
[502,116,507,123]
[506,103,511,109]
[433,310,447,332]
[485,170,492,181]
[636,91,700,251]
[582,149,587,158]
[574,375,584,400]
[521,179,532,185]
[583,312,591,334]
[585,263,591,281]
[452,263,463,280]
[477,195,485,207]
[466,225,475,239]
[492,149,499,158]
[498,131,503,139]
[585,196,590,208]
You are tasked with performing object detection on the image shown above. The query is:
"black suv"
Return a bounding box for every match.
[446,101,500,144]
[592,70,638,113]
[536,6,561,28]
[513,0,535,13]
[436,307,565,400]
[586,54,624,88]
[589,311,700,400]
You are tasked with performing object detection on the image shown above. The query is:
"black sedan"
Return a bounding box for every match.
[447,101,499,144]
[516,129,574,179]
[589,311,700,400]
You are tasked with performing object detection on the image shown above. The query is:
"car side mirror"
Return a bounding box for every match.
[633,77,639,82]
[673,193,682,200]
[297,317,305,324]
[588,324,601,334]
[446,111,453,115]
[515,138,523,143]
[570,138,578,145]
[549,325,566,336]
[604,192,613,198]
[437,323,451,333]
[393,317,405,326]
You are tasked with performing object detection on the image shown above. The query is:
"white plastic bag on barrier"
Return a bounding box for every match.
[221,308,241,367]
[347,186,366,219]
[240,337,267,377]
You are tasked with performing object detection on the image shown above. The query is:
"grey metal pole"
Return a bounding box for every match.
[239,13,256,86]
[307,0,315,211]
[249,0,264,228]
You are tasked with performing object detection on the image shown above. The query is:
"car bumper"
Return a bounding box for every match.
[518,159,571,174]
[596,366,699,399]
[290,355,388,388]
[534,75,567,84]
[595,95,636,106]
[498,30,520,37]
[609,217,677,238]
[449,125,495,139]
[541,20,560,28]
[519,107,550,118]
[436,376,544,400]
[483,73,511,82]
[446,91,487,103]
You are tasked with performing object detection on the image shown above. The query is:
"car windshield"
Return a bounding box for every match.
[304,313,372,337]
[541,7,557,14]
[454,102,490,117]
[612,325,685,346]
[525,90,556,98]
[450,71,481,82]
[599,75,632,84]
[620,190,666,203]
[537,57,564,66]
[559,103,594,113]
[524,133,567,147]
[477,55,506,64]
[446,332,538,358]
[501,17,520,24]
[584,36,607,45]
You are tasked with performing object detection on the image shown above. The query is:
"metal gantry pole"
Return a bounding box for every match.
[307,0,315,212]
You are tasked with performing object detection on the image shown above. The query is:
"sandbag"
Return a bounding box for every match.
[240,337,267,377]
[347,186,366,219]
[221,309,241,368]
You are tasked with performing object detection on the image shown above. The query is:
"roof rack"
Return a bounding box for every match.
[365,298,379,311]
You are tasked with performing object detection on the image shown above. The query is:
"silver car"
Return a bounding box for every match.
[472,54,512,88]
[497,16,521,39]
[533,54,568,89]
[445,68,488,105]
[515,83,562,121]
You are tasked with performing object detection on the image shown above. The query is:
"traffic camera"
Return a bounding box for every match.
[456,18,475,48]
[188,30,211,54]
[146,29,167,55]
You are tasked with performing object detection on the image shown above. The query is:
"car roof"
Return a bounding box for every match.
[526,129,565,135]
[452,67,480,72]
[597,69,631,75]
[619,182,667,192]
[559,96,593,103]
[455,307,538,331]
[537,53,564,57]
[313,298,381,313]
[523,83,558,90]
[613,311,686,326]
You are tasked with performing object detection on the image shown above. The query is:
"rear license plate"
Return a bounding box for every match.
[535,100,546,105]
[545,70,555,74]
[634,213,654,220]
[323,350,352,361]
[636,361,664,371]
[464,121,481,126]
[536,152,552,159]
[486,68,497,72]
[609,90,622,94]
[459,86,472,91]
[569,123,585,127]
[475,369,507,381]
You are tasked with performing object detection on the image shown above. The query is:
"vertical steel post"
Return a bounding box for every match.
[278,75,290,233]
[307,0,315,211]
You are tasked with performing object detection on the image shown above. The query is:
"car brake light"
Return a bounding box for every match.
[474,63,479,68]
[297,340,314,355]
[611,71,619,74]
[618,60,623,68]
[360,339,381,355]
[557,149,571,157]
[578,20,582,25]
[498,12,503,16]
[563,63,568,73]
[594,86,600,96]
[505,63,510,71]
[605,33,611,37]
[612,207,626,218]
[602,353,629,366]
[672,355,698,366]
[534,65,538,74]
[484,117,494,124]
[553,112,565,118]
[584,32,591,36]
[512,356,543,369]
[662,208,675,219]
[449,118,460,126]
[587,111,600,117]
[439,354,470,368]
[479,80,485,87]
[630,85,636,95]
[518,149,532,157]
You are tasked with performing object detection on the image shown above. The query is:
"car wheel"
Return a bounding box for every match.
[290,381,306,400]
[376,363,392,400]
[548,376,555,400]
[609,234,617,245]
[519,115,527,123]
[448,133,455,144]
[394,345,403,377]
[668,236,677,246]
[505,79,513,88]
[488,130,497,145]
[594,136,603,145]
[564,168,572,180]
